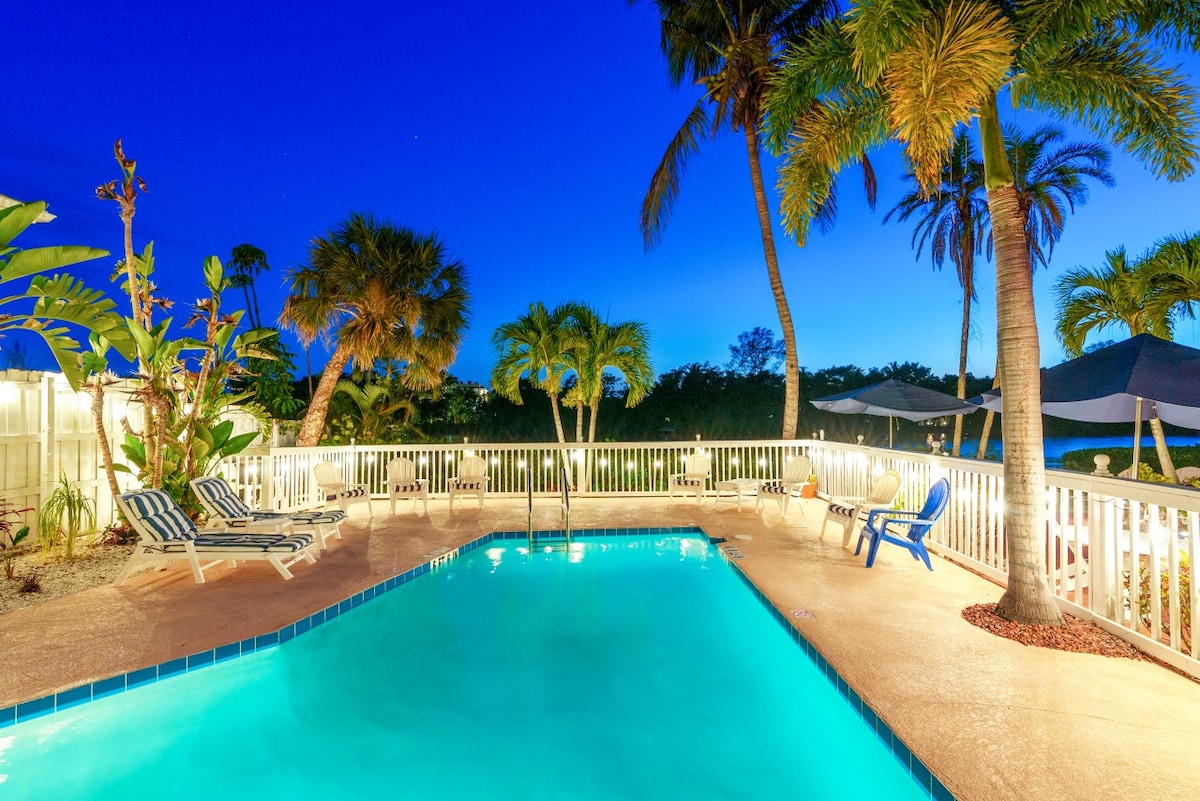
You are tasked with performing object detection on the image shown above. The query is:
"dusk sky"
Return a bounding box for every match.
[7,1,1200,388]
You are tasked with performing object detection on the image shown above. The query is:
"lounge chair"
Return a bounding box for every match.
[313,460,373,520]
[668,453,711,504]
[854,477,950,569]
[386,456,429,515]
[189,476,345,549]
[115,488,317,584]
[821,469,903,546]
[755,455,812,516]
[448,455,489,509]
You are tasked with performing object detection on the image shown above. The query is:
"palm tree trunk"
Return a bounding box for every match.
[588,397,600,443]
[1148,414,1178,481]
[987,188,1062,625]
[980,97,1061,626]
[953,269,973,456]
[89,382,122,502]
[548,390,566,444]
[976,359,999,459]
[296,343,353,446]
[743,122,799,439]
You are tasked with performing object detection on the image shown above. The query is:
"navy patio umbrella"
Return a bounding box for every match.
[972,334,1200,474]
[811,379,980,447]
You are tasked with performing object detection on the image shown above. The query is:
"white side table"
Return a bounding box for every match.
[713,478,759,512]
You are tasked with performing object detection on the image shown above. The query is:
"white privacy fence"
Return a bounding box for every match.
[0,370,262,540]
[218,438,1198,677]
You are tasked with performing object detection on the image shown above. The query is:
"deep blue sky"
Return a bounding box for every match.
[7,1,1200,387]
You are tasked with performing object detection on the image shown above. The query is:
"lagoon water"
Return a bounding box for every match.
[957,434,1200,469]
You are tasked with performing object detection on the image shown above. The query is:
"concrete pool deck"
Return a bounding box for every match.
[1,496,1197,800]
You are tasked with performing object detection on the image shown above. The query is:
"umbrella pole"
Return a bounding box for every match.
[889,416,893,448]
[1131,397,1143,479]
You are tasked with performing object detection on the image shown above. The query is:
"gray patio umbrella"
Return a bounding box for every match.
[972,334,1200,475]
[810,378,979,447]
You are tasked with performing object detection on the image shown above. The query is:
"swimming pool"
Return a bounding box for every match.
[0,531,944,799]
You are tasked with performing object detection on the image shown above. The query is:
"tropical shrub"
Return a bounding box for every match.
[39,475,97,559]
[1125,552,1192,654]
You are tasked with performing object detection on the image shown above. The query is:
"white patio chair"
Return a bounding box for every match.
[756,455,813,516]
[386,456,429,515]
[820,469,903,546]
[668,453,711,504]
[313,460,374,521]
[448,455,489,509]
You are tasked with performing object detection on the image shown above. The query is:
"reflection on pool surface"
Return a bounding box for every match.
[0,534,935,800]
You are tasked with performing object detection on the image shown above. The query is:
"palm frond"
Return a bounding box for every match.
[641,102,712,250]
[1015,28,1199,181]
[885,2,1015,192]
[843,0,930,85]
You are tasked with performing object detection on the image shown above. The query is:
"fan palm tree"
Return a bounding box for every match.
[1054,247,1178,480]
[884,131,988,457]
[767,2,1198,625]
[280,213,469,447]
[491,301,582,443]
[636,0,840,439]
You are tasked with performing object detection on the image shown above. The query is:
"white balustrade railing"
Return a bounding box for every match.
[217,438,1197,677]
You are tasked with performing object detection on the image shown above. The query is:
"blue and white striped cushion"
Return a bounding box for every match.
[760,483,790,496]
[123,490,197,542]
[289,510,345,526]
[392,483,420,493]
[327,487,368,502]
[453,480,484,490]
[192,477,253,519]
[674,478,702,487]
[827,502,856,517]
[194,532,314,552]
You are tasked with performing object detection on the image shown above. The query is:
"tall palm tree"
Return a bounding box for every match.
[884,131,988,457]
[636,0,839,439]
[564,306,655,443]
[767,2,1198,625]
[228,244,269,329]
[280,213,469,447]
[491,301,582,443]
[1054,247,1178,480]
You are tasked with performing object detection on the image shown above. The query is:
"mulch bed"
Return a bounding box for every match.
[962,602,1151,661]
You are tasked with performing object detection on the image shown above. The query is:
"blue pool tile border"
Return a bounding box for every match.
[0,520,953,801]
[716,544,955,801]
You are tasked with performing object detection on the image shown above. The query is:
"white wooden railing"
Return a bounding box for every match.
[218,438,1198,677]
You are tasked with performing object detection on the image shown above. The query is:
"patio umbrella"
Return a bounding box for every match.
[810,379,979,447]
[971,334,1200,475]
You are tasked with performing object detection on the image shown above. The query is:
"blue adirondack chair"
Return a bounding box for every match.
[855,478,950,570]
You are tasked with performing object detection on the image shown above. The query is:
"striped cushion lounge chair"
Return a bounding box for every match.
[115,489,318,585]
[190,476,344,549]
[313,461,374,520]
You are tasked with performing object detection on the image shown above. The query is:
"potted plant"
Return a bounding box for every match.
[801,470,818,499]
[39,475,96,560]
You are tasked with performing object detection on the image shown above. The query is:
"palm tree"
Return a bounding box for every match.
[228,244,269,329]
[1142,232,1200,324]
[884,131,988,457]
[280,213,469,447]
[564,305,655,443]
[767,2,1198,625]
[1054,247,1178,480]
[491,301,582,443]
[636,0,840,439]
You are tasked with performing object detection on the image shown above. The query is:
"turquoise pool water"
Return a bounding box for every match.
[0,535,933,799]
